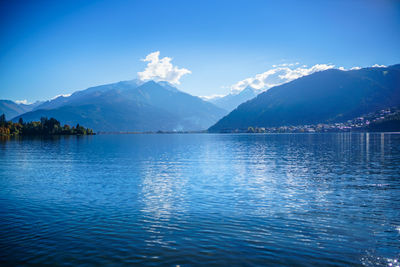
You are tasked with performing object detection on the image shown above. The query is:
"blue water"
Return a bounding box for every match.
[0,133,399,266]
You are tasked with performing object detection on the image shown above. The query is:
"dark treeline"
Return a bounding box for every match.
[0,114,94,136]
[367,113,400,132]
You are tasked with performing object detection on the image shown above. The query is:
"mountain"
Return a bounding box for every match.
[14,80,226,132]
[207,86,259,112]
[0,100,42,119]
[33,79,144,111]
[209,64,400,132]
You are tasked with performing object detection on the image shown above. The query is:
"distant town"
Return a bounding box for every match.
[220,106,400,133]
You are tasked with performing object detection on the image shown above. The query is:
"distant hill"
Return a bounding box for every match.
[207,86,258,111]
[33,80,144,111]
[209,64,400,132]
[0,100,42,119]
[13,80,226,132]
[367,113,400,132]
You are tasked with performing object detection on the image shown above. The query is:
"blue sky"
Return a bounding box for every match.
[0,0,399,102]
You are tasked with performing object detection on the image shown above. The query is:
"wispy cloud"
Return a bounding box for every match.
[371,64,386,68]
[51,94,71,100]
[137,51,191,85]
[202,63,388,99]
[230,64,335,93]
[15,99,29,104]
[272,62,300,68]
[199,94,226,101]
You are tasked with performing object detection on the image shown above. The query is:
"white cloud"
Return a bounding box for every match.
[202,63,387,99]
[372,64,386,68]
[199,94,226,101]
[51,94,71,100]
[230,63,335,93]
[280,62,300,67]
[272,63,300,68]
[15,99,29,105]
[137,51,191,85]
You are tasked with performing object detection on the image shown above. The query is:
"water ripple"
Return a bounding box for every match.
[0,133,399,266]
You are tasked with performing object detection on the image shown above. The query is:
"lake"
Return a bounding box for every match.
[0,133,399,266]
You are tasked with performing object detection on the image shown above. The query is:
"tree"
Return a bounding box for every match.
[0,116,93,136]
[0,114,6,126]
[75,123,85,135]
[40,117,48,125]
[0,126,10,136]
[62,124,71,134]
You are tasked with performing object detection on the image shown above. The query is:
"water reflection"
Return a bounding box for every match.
[381,133,385,161]
[0,133,399,266]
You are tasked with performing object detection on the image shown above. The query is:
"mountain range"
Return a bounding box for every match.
[0,100,42,119]
[206,86,258,111]
[209,64,400,132]
[12,80,227,132]
[3,64,400,133]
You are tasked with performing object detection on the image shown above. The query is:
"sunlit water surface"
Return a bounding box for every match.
[0,133,399,266]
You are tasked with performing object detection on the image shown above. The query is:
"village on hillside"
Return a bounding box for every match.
[223,106,400,133]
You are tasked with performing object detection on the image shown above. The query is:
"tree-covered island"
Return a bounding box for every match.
[0,114,94,136]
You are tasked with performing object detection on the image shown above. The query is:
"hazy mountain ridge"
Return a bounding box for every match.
[33,79,144,111]
[207,86,258,111]
[13,80,226,132]
[209,64,400,132]
[0,100,43,119]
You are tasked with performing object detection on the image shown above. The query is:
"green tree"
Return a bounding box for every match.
[247,126,255,133]
[0,116,93,136]
[0,114,6,126]
[75,123,86,135]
